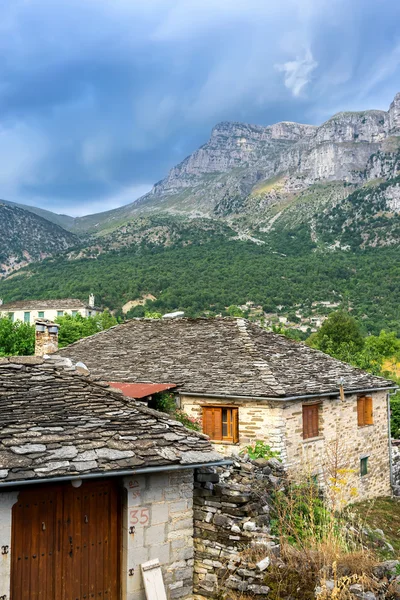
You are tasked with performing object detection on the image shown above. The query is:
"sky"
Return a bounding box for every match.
[0,0,399,217]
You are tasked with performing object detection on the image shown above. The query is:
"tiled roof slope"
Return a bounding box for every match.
[0,356,220,485]
[0,298,92,310]
[56,318,394,398]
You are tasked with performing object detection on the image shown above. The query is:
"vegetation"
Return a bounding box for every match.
[0,318,35,356]
[3,240,400,333]
[151,392,201,431]
[240,440,281,461]
[0,311,118,356]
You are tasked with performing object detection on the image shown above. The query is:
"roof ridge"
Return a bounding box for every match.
[236,319,285,395]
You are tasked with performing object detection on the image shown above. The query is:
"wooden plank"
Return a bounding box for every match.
[141,560,168,600]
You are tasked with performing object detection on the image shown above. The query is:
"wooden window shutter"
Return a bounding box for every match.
[202,407,222,441]
[364,397,373,425]
[303,404,319,439]
[232,408,239,443]
[213,408,223,441]
[357,397,365,426]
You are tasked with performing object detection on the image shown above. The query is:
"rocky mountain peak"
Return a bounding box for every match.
[389,92,400,133]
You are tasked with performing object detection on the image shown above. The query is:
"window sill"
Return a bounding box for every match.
[302,436,324,444]
[358,424,374,428]
[211,440,239,445]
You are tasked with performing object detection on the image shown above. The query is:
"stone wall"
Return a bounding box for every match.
[283,391,391,502]
[193,457,285,598]
[392,440,400,495]
[182,391,391,503]
[180,395,286,458]
[123,470,195,600]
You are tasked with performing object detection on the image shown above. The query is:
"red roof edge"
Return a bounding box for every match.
[107,382,177,399]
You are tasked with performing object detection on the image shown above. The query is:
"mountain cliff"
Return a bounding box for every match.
[0,203,78,278]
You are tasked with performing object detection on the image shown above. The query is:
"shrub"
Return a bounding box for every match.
[240,440,281,460]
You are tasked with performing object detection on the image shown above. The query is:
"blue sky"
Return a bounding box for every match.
[0,0,399,217]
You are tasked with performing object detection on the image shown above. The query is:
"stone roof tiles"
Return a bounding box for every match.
[0,298,93,310]
[0,357,220,485]
[56,317,395,398]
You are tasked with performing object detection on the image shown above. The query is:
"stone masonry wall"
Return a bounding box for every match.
[392,440,400,495]
[193,457,285,599]
[283,391,391,502]
[123,470,195,600]
[180,395,286,458]
[182,391,391,503]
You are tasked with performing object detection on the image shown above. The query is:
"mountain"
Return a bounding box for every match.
[1,93,400,331]
[0,203,78,278]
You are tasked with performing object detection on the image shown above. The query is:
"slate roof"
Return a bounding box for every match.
[56,318,395,398]
[0,298,95,310]
[0,356,221,485]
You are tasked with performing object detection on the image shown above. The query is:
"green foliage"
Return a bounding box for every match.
[390,394,400,439]
[226,305,245,317]
[307,311,365,355]
[271,481,330,545]
[152,393,200,431]
[0,317,35,356]
[240,440,281,460]
[55,311,118,348]
[144,311,162,319]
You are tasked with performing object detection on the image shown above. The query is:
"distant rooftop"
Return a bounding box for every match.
[0,298,98,310]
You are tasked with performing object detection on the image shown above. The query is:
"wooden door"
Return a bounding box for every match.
[11,479,120,600]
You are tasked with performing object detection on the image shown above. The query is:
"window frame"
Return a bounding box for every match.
[360,456,369,477]
[71,310,78,317]
[57,310,64,317]
[202,406,239,443]
[38,311,45,318]
[24,311,31,324]
[357,396,373,427]
[302,403,320,440]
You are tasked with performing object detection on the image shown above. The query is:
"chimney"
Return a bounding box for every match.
[35,319,59,357]
[89,293,95,308]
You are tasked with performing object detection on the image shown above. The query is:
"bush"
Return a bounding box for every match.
[240,440,281,460]
[151,392,200,431]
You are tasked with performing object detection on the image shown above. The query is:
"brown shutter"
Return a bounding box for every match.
[202,407,223,440]
[364,397,373,425]
[303,404,319,439]
[203,407,214,438]
[232,408,239,443]
[357,397,365,426]
[213,408,223,441]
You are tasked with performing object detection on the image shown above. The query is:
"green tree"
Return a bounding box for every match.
[0,317,35,356]
[55,311,118,348]
[307,311,364,357]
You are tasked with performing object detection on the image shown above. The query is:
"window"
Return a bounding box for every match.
[57,311,64,317]
[302,404,320,439]
[357,396,373,427]
[38,311,44,318]
[9,313,14,322]
[202,407,239,443]
[72,311,78,317]
[360,456,369,477]
[24,312,30,324]
[88,311,92,317]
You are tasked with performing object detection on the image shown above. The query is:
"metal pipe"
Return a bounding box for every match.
[0,460,232,490]
[181,386,396,402]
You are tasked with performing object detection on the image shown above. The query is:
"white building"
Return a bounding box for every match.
[0,294,99,324]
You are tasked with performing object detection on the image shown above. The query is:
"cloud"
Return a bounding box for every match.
[275,49,318,97]
[0,0,399,215]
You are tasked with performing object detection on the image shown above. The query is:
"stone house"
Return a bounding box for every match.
[0,355,223,600]
[0,294,99,324]
[55,317,397,501]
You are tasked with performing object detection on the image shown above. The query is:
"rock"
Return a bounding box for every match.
[252,458,270,468]
[349,584,376,600]
[231,525,241,534]
[256,557,270,572]
[243,521,257,532]
[213,514,233,528]
[372,560,399,578]
[225,576,248,592]
[247,584,270,595]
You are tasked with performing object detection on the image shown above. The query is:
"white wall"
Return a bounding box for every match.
[0,307,98,324]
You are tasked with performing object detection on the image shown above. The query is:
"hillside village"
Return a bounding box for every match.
[1,5,400,598]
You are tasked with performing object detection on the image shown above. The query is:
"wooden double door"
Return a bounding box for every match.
[11,479,120,600]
